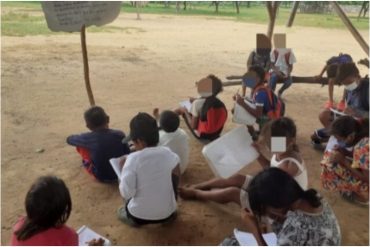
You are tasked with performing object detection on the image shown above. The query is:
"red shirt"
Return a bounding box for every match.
[10,217,78,246]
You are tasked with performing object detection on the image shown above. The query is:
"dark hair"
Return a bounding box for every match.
[249,65,265,82]
[331,116,369,140]
[335,62,359,83]
[15,176,72,241]
[247,168,321,218]
[270,117,296,138]
[129,112,159,147]
[200,74,224,120]
[160,110,180,133]
[84,106,109,129]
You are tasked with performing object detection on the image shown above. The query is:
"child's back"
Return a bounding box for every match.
[67,106,130,182]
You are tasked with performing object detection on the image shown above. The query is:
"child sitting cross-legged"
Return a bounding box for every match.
[67,106,130,183]
[179,117,307,209]
[117,113,181,226]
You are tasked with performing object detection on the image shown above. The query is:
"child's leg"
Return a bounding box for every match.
[191,174,246,190]
[242,85,247,97]
[277,76,293,97]
[179,187,242,205]
[319,109,334,129]
[268,72,278,92]
[328,78,335,103]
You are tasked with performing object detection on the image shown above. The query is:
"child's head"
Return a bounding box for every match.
[84,106,109,131]
[15,176,72,241]
[247,65,265,87]
[247,168,321,222]
[128,112,159,150]
[196,74,223,97]
[331,116,368,146]
[160,110,180,133]
[336,62,360,90]
[270,117,297,153]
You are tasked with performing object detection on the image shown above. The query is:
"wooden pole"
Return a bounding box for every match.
[222,76,330,87]
[266,2,279,40]
[286,1,300,27]
[331,1,369,55]
[80,25,95,106]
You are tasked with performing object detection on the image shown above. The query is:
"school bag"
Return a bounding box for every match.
[197,97,228,140]
[326,53,353,65]
[253,85,285,120]
[272,49,292,66]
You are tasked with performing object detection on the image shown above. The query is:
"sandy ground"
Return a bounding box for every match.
[1,12,369,245]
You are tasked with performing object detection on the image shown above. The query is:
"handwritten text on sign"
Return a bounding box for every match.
[42,1,121,32]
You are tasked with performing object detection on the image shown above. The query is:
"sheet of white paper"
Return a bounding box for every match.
[232,100,256,125]
[179,100,192,112]
[330,108,346,119]
[109,157,123,178]
[77,225,111,246]
[202,126,259,178]
[234,229,277,246]
[325,136,339,152]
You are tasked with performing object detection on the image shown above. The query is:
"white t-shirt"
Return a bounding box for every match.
[159,128,189,174]
[119,146,180,220]
[270,48,297,76]
[190,98,206,117]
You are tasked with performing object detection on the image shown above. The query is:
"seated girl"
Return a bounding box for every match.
[179,117,307,209]
[221,168,341,246]
[176,74,227,141]
[321,116,369,205]
[10,176,77,246]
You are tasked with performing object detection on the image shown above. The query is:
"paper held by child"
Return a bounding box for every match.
[179,100,192,112]
[233,228,277,246]
[202,125,259,178]
[109,156,127,179]
[77,225,111,246]
[232,99,256,125]
[330,108,346,119]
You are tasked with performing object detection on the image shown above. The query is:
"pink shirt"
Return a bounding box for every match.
[10,217,78,246]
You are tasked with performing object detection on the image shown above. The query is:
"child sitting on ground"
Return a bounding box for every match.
[234,65,284,139]
[179,117,307,210]
[11,176,77,246]
[153,109,189,174]
[67,106,130,183]
[118,113,181,226]
[176,74,227,141]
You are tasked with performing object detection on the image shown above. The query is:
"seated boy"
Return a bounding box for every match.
[154,109,189,174]
[66,106,130,183]
[176,74,227,141]
[234,65,284,139]
[118,113,181,226]
[311,63,369,148]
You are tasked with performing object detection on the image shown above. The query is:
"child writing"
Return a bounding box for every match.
[176,74,227,141]
[11,176,77,246]
[67,106,130,182]
[153,109,190,174]
[118,113,181,226]
[234,65,284,138]
[179,117,307,210]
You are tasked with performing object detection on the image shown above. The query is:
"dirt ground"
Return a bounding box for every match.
[1,12,369,245]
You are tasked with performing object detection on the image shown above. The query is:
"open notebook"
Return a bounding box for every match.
[202,126,259,178]
[77,225,111,246]
[179,100,192,112]
[234,228,277,246]
[232,99,256,125]
[109,156,128,179]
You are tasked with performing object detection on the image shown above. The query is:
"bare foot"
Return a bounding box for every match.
[179,187,198,200]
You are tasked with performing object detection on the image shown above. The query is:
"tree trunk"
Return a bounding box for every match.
[286,1,299,27]
[213,1,220,13]
[247,1,250,8]
[235,1,240,14]
[266,2,279,40]
[176,1,180,13]
[135,2,141,20]
[183,1,187,10]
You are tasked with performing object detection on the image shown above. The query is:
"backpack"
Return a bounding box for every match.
[273,49,291,66]
[326,53,353,65]
[197,97,228,140]
[253,85,285,120]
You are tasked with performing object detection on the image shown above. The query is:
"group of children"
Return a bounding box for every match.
[10,41,369,246]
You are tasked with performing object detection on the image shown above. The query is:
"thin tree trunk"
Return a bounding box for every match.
[135,2,141,20]
[235,2,240,14]
[266,2,279,40]
[286,1,299,27]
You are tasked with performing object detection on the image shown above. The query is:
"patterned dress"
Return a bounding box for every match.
[320,137,369,193]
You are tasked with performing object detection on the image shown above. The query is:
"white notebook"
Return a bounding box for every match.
[179,100,192,112]
[77,225,111,246]
[234,228,277,246]
[232,99,256,125]
[109,156,127,179]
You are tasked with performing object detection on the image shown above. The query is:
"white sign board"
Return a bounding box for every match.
[42,1,121,32]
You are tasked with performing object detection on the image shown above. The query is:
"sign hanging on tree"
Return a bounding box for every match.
[42,1,121,32]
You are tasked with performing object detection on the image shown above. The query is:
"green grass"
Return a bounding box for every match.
[1,1,368,37]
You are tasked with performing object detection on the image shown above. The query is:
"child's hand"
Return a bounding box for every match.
[241,209,259,233]
[234,94,245,106]
[119,155,127,167]
[343,107,355,116]
[329,151,345,164]
[153,108,160,119]
[252,142,263,154]
[189,97,196,103]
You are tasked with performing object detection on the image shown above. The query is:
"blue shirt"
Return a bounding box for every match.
[67,129,130,181]
[346,80,369,118]
[254,89,273,115]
